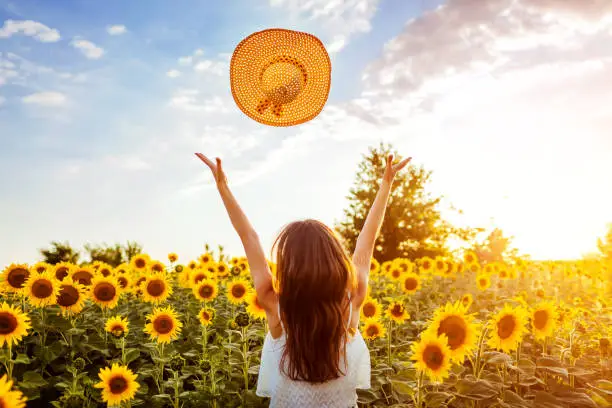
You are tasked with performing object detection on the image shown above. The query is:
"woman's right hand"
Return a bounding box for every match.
[195,153,228,186]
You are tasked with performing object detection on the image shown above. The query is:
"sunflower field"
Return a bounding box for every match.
[0,249,611,408]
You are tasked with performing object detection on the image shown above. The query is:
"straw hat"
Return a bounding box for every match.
[230,28,331,127]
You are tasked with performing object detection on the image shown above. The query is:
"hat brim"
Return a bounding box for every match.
[230,28,331,127]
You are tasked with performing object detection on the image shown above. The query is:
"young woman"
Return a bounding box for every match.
[196,152,411,407]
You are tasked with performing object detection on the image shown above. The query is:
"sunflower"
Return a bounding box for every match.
[189,269,210,287]
[381,261,393,275]
[144,306,183,343]
[419,256,434,274]
[246,292,266,320]
[386,301,410,324]
[226,279,251,304]
[401,273,421,295]
[361,297,382,321]
[476,274,490,291]
[56,280,88,316]
[388,266,403,281]
[187,260,198,271]
[531,301,557,341]
[463,251,478,266]
[468,263,481,275]
[426,301,479,362]
[199,253,213,265]
[362,319,386,340]
[105,316,129,338]
[96,263,114,278]
[149,261,166,274]
[53,262,74,281]
[24,272,60,308]
[141,273,173,304]
[130,254,150,273]
[0,302,31,347]
[443,260,456,277]
[487,304,529,353]
[168,253,178,263]
[94,363,139,406]
[30,262,51,275]
[461,294,473,309]
[192,280,219,302]
[198,307,215,326]
[229,257,240,266]
[70,266,95,286]
[411,331,452,383]
[90,276,121,309]
[116,274,132,292]
[484,263,496,275]
[455,263,465,276]
[215,262,230,279]
[1,264,30,293]
[434,257,448,276]
[0,374,27,408]
[114,263,130,275]
[238,259,249,273]
[370,258,380,274]
[394,258,413,274]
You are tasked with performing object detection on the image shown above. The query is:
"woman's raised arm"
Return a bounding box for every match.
[352,154,411,302]
[195,153,275,301]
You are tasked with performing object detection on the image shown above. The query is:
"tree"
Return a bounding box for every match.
[84,241,143,267]
[39,241,80,265]
[336,143,474,262]
[473,228,517,263]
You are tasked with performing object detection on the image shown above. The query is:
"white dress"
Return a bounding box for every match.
[256,298,371,408]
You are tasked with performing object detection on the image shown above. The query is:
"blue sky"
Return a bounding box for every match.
[1,0,611,267]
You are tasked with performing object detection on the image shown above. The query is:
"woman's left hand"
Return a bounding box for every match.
[383,154,411,183]
[195,153,228,186]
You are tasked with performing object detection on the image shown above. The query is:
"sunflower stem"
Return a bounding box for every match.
[387,320,393,367]
[173,369,180,408]
[474,326,488,379]
[242,326,249,394]
[515,343,521,395]
[7,343,13,379]
[39,307,47,375]
[121,337,126,365]
[416,370,424,408]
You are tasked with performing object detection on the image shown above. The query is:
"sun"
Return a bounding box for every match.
[0,302,31,348]
[410,330,452,383]
[425,301,480,363]
[487,304,529,353]
[24,271,60,308]
[141,273,173,304]
[94,363,140,406]
[144,306,183,343]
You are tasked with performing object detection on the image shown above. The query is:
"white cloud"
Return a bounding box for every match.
[193,59,226,76]
[194,48,204,56]
[22,91,67,106]
[166,69,181,78]
[106,25,127,35]
[269,0,381,52]
[0,19,61,42]
[71,39,104,59]
[168,89,229,113]
[178,56,193,66]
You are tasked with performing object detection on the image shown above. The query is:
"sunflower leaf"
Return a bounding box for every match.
[20,371,47,388]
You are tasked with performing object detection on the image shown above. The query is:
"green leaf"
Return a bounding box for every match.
[454,377,500,400]
[13,353,31,364]
[552,391,598,408]
[125,348,140,365]
[390,379,414,396]
[483,351,512,365]
[20,371,47,388]
[425,391,453,407]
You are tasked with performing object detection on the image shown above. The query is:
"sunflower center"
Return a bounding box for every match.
[423,345,444,370]
[391,304,404,317]
[404,278,418,291]
[497,315,516,339]
[57,285,80,307]
[135,259,146,268]
[94,282,117,302]
[0,312,18,334]
[199,284,214,299]
[152,264,163,273]
[231,285,246,299]
[117,277,128,289]
[109,375,129,394]
[111,324,125,336]
[438,316,467,350]
[201,311,210,321]
[7,268,29,288]
[391,270,401,279]
[533,310,549,330]
[218,266,226,273]
[436,261,445,270]
[100,269,111,277]
[147,280,165,297]
[423,261,431,270]
[55,267,69,280]
[194,274,206,284]
[366,325,379,337]
[32,279,54,298]
[153,316,174,334]
[72,271,93,286]
[479,278,487,286]
[362,303,377,318]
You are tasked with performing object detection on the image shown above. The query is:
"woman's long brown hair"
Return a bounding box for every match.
[273,219,356,383]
